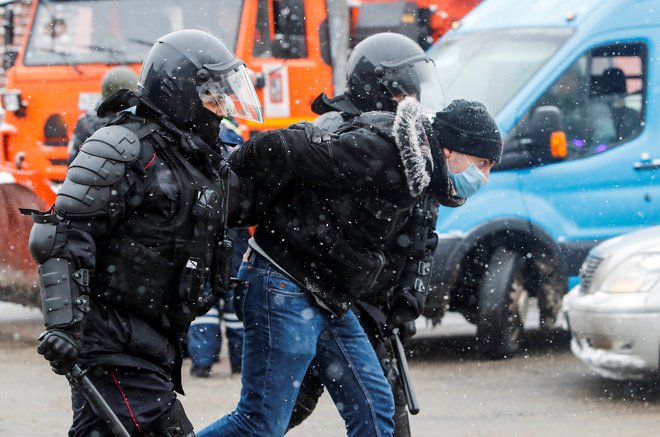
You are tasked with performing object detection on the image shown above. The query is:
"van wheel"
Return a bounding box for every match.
[477,247,529,359]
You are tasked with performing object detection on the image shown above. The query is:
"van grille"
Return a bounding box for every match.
[579,254,604,294]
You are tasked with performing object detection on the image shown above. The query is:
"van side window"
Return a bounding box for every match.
[533,43,646,160]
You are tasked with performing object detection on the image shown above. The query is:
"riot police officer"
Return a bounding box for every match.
[198,30,502,436]
[289,32,461,437]
[26,29,262,436]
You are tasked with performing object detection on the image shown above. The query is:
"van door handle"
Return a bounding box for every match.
[634,159,660,170]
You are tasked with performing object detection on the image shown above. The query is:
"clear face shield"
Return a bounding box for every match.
[381,57,446,113]
[197,63,264,123]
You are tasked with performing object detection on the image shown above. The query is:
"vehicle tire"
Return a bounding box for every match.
[477,246,529,359]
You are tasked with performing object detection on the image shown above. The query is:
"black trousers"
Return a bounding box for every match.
[68,366,180,437]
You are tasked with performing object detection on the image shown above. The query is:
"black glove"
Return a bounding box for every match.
[288,121,332,144]
[397,320,417,343]
[37,329,81,375]
[387,307,418,330]
[388,286,422,326]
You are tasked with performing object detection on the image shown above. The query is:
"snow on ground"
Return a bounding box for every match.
[0,301,41,322]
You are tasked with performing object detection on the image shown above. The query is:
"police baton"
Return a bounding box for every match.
[391,328,420,415]
[66,365,130,437]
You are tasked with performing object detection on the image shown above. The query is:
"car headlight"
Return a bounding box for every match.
[595,253,660,293]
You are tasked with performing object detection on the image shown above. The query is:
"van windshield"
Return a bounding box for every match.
[24,0,243,66]
[427,28,573,115]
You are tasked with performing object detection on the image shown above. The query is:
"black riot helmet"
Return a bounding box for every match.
[346,32,445,113]
[138,29,263,127]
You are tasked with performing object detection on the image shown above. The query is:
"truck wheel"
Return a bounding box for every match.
[477,247,529,359]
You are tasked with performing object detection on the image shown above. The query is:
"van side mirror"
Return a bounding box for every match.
[529,105,567,162]
[498,105,566,171]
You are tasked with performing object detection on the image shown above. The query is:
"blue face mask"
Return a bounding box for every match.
[448,159,489,198]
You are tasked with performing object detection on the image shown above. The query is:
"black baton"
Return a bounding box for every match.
[391,329,420,415]
[66,365,130,437]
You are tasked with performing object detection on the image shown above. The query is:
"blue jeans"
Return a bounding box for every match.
[187,289,244,372]
[198,252,394,437]
[188,304,221,369]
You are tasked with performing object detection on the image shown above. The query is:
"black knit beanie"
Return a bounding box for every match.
[432,99,503,163]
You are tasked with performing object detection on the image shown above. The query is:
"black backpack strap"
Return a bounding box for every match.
[135,121,161,140]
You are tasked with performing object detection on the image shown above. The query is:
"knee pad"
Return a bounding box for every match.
[149,399,194,437]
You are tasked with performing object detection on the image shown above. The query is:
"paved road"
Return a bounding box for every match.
[2,303,660,436]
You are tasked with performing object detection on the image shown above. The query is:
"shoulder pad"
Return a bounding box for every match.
[313,111,346,133]
[78,125,141,162]
[352,111,396,133]
[55,179,111,217]
[66,125,142,187]
[66,150,128,187]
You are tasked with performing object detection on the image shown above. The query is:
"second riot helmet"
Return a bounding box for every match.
[138,29,263,126]
[346,32,445,113]
[101,66,138,100]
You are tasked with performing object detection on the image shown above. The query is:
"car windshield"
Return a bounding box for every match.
[427,28,573,115]
[24,0,243,66]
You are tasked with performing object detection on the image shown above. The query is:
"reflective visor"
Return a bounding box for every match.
[197,64,264,123]
[382,58,446,113]
[415,59,446,112]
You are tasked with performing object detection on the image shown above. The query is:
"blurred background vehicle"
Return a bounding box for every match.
[349,0,482,49]
[424,0,660,359]
[562,225,660,380]
[0,0,480,305]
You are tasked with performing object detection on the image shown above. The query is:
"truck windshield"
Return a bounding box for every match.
[24,0,243,66]
[427,28,573,115]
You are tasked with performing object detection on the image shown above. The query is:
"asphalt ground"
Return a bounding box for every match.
[2,302,660,436]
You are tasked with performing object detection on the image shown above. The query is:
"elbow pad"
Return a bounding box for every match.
[28,213,90,328]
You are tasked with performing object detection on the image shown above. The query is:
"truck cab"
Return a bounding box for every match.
[0,0,346,307]
[425,0,660,358]
[0,0,340,205]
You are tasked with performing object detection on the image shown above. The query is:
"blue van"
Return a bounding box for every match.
[424,0,660,358]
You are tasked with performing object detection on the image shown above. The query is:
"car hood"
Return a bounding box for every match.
[591,225,660,259]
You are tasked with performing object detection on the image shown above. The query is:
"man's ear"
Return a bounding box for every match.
[442,147,452,159]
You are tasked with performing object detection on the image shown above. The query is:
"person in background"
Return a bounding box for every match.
[67,65,138,163]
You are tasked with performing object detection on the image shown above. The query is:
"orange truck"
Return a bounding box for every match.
[350,0,482,49]
[0,0,348,305]
[0,0,478,304]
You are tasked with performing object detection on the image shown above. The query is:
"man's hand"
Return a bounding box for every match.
[37,329,81,375]
[288,122,333,144]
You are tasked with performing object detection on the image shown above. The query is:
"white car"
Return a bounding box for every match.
[562,225,660,380]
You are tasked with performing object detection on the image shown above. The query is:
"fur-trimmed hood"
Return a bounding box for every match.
[392,97,433,197]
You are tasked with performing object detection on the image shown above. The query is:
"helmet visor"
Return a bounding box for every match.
[382,58,446,113]
[197,64,264,123]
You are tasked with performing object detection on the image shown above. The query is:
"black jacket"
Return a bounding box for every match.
[51,101,226,393]
[230,98,441,315]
